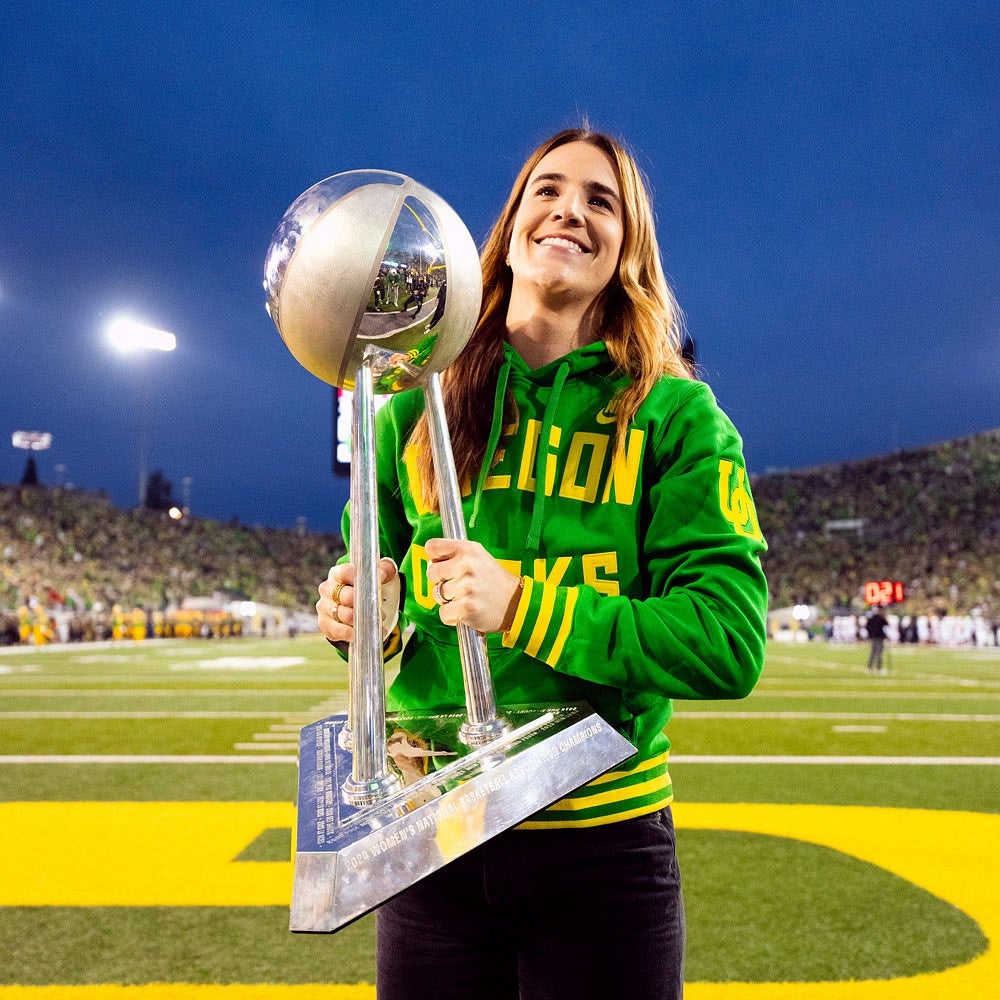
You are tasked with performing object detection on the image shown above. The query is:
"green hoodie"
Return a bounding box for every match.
[346,339,768,828]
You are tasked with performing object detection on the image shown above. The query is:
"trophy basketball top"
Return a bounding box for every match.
[264,170,483,393]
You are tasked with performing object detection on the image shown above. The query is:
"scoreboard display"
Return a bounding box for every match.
[332,388,390,476]
[864,580,905,606]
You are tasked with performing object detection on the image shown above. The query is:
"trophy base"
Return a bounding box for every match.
[290,703,636,933]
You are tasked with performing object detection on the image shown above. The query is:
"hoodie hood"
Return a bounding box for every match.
[501,339,614,383]
[469,340,617,549]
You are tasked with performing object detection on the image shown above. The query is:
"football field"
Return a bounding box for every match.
[1,636,997,998]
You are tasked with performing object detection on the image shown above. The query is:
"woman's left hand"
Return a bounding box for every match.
[424,537,522,634]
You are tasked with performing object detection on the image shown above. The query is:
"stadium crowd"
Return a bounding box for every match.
[1,428,997,646]
[823,610,999,647]
[754,429,1000,618]
[0,483,343,644]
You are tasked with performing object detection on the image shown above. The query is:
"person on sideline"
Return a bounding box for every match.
[316,127,768,1000]
[866,606,890,674]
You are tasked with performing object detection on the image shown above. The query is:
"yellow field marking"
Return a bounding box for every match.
[678,803,998,999]
[0,802,995,999]
[0,989,374,999]
[0,802,294,906]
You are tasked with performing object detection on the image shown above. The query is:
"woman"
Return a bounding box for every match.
[317,127,768,999]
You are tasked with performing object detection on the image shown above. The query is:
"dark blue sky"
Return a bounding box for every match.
[3,2,997,534]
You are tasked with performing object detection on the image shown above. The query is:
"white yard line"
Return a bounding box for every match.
[0,711,296,719]
[831,725,888,733]
[6,708,991,721]
[672,711,1000,721]
[239,693,348,752]
[232,743,299,751]
[746,689,1000,699]
[670,755,1000,765]
[761,676,1000,688]
[1,753,996,765]
[0,754,298,763]
[0,675,335,684]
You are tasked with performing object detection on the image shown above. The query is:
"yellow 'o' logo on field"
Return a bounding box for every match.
[0,802,995,999]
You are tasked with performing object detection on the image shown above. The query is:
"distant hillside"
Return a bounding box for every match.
[0,485,344,611]
[754,428,1000,613]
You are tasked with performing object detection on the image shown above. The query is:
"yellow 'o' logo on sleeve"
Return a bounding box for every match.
[719,458,764,542]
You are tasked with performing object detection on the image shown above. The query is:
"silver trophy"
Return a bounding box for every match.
[265,171,636,933]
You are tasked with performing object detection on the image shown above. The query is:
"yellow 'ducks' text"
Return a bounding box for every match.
[411,548,621,610]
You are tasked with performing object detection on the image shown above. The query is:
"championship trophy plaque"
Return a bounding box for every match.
[264,171,636,933]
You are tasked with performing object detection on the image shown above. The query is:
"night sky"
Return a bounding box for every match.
[3,2,997,534]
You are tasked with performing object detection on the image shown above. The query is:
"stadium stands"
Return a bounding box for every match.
[0,484,343,641]
[754,428,1000,615]
[1,428,997,643]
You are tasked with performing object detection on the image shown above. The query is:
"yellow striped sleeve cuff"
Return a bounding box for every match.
[502,577,579,667]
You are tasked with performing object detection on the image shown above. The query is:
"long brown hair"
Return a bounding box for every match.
[409,127,691,510]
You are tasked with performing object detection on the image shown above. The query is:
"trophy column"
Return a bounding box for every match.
[423,372,509,747]
[340,357,402,806]
[265,169,637,934]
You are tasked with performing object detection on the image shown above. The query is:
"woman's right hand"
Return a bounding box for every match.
[316,559,399,645]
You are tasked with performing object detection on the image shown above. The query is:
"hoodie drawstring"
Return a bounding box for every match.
[525,359,570,550]
[469,357,512,530]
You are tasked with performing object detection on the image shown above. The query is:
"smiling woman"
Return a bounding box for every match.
[505,141,625,345]
[315,127,769,1000]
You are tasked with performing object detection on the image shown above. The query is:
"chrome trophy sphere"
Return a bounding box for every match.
[264,170,483,393]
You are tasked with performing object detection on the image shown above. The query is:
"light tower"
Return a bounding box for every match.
[106,317,176,506]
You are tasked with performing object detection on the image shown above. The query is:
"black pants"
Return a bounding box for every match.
[867,637,885,672]
[375,807,685,999]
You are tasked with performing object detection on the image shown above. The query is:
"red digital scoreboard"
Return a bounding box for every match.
[864,580,905,606]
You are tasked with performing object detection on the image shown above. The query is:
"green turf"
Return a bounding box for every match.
[0,907,376,985]
[236,825,293,862]
[1,636,996,985]
[5,712,993,757]
[758,642,1000,687]
[671,762,1000,813]
[3,760,997,814]
[0,718,299,755]
[680,830,988,982]
[0,831,986,985]
[666,716,998,757]
[0,762,298,800]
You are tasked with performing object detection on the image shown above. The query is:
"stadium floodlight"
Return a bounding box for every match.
[12,430,52,484]
[106,316,177,506]
[12,431,53,452]
[106,317,177,353]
